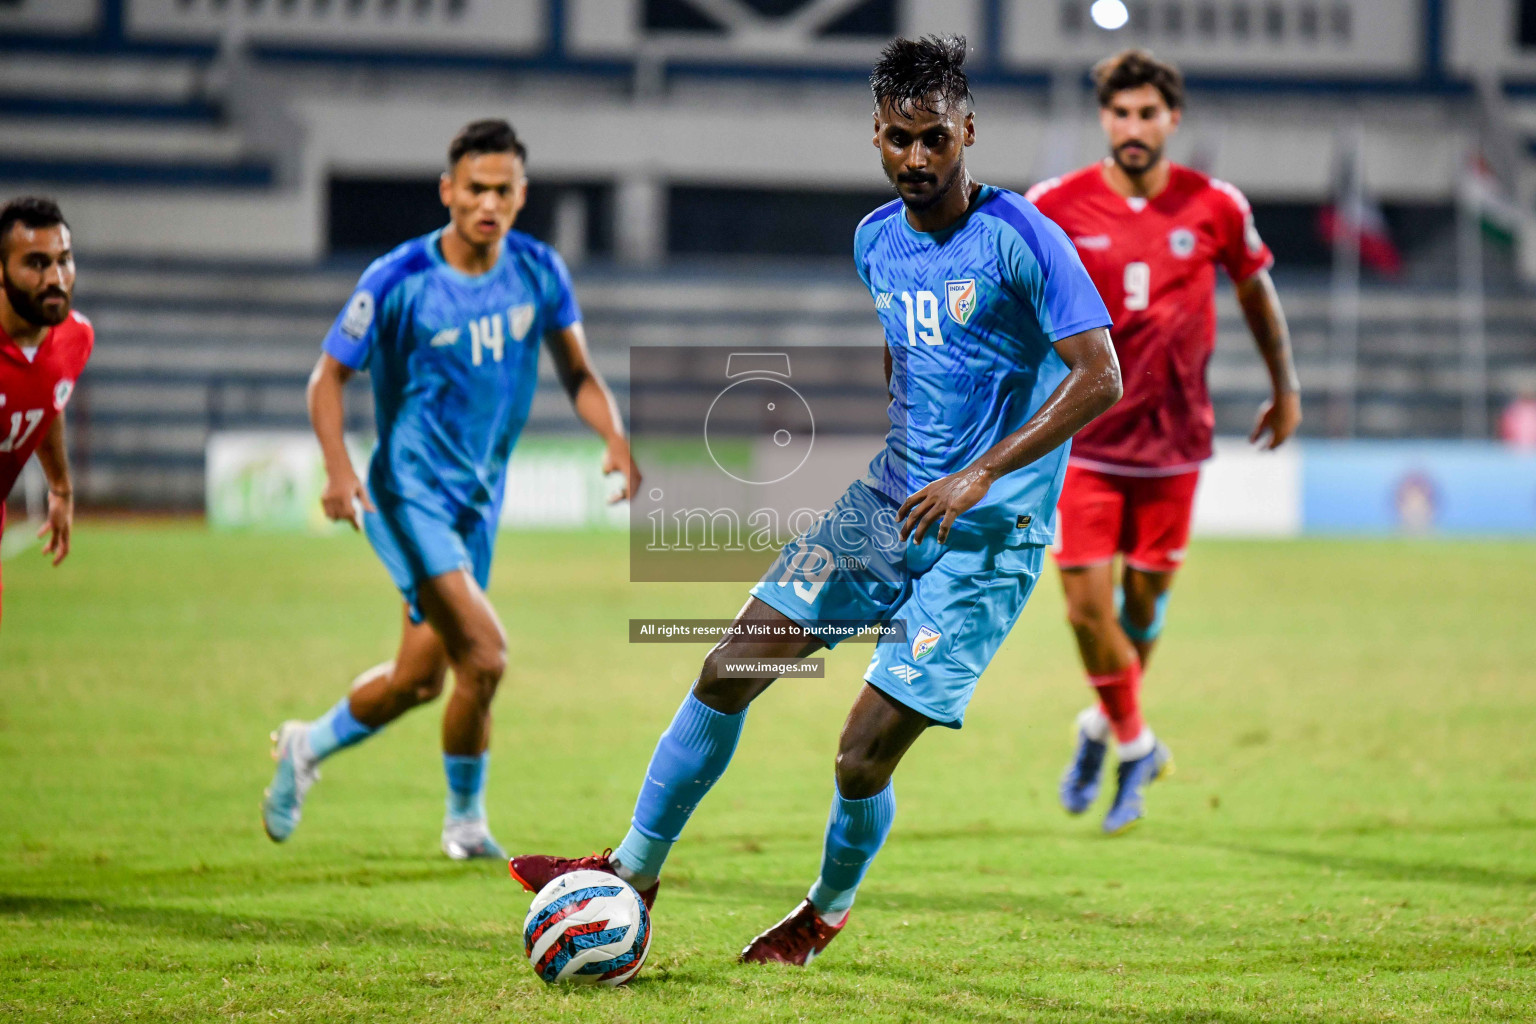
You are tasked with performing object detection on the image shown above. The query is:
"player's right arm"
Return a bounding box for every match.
[311,253,405,529]
[307,354,374,530]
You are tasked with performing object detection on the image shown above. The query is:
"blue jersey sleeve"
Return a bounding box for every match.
[852,198,902,293]
[540,247,582,331]
[990,198,1112,343]
[322,246,423,370]
[322,281,382,370]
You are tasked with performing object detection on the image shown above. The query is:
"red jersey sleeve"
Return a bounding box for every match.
[1209,179,1273,283]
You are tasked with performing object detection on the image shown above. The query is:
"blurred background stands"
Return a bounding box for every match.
[3,0,1536,510]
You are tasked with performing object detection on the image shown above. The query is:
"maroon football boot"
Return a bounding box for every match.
[508,848,658,910]
[739,899,846,965]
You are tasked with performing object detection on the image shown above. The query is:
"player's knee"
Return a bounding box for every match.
[1066,601,1117,640]
[834,747,892,801]
[459,641,507,691]
[411,670,447,704]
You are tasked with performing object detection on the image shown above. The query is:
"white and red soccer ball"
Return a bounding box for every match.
[523,870,651,986]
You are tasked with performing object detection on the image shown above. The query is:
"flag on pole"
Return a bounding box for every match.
[1461,150,1523,245]
[1316,141,1402,276]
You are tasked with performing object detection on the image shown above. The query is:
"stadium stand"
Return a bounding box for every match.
[4,0,1536,509]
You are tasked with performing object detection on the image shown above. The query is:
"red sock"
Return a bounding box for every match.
[1089,660,1145,744]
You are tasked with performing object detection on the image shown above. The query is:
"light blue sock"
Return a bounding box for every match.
[807,782,897,914]
[443,753,489,822]
[305,697,376,762]
[611,690,746,880]
[1119,589,1171,644]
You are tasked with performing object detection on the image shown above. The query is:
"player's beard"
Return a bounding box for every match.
[1112,141,1163,179]
[896,160,966,213]
[0,273,71,327]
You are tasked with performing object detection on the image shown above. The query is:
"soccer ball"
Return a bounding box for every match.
[523,870,651,986]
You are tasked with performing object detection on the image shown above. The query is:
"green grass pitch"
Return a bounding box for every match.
[2,524,1533,1022]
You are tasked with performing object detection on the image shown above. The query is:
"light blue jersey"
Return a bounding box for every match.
[751,186,1110,727]
[855,184,1111,546]
[322,227,580,617]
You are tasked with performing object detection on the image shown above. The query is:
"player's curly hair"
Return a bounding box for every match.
[869,35,973,117]
[1093,49,1184,111]
[447,119,527,170]
[0,196,67,256]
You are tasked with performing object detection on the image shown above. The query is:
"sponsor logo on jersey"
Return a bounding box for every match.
[1169,228,1197,258]
[53,378,74,410]
[912,625,941,660]
[888,664,923,684]
[509,303,537,342]
[429,328,461,348]
[1074,234,1112,251]
[874,292,894,310]
[1016,513,1032,529]
[945,279,978,326]
[340,290,375,339]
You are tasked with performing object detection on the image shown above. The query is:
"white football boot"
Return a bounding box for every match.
[441,817,507,861]
[262,721,320,842]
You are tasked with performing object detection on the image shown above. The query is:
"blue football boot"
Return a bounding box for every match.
[1102,740,1174,835]
[1059,724,1109,815]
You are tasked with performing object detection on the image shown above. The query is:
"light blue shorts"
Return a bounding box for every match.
[364,498,495,623]
[749,480,1042,728]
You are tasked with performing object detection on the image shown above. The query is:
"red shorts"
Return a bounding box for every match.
[1054,463,1200,574]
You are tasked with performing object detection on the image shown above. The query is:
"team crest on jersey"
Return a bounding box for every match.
[341,290,375,339]
[912,624,941,660]
[945,279,978,326]
[509,303,536,342]
[54,379,74,410]
[1169,228,1197,258]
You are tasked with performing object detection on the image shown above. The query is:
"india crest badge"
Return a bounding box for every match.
[945,279,978,326]
[912,624,942,660]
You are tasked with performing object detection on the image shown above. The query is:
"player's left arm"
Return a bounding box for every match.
[898,327,1121,544]
[543,323,640,502]
[32,414,74,566]
[1233,269,1302,449]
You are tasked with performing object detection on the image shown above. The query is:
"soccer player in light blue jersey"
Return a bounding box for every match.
[262,120,638,860]
[511,38,1123,964]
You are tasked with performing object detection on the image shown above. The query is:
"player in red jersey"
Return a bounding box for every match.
[0,197,94,630]
[1026,51,1300,833]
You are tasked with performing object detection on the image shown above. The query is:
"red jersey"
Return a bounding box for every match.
[1027,162,1272,473]
[0,309,94,501]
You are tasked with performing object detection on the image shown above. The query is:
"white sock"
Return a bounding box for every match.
[817,907,849,928]
[611,861,657,892]
[1077,705,1111,743]
[1118,727,1155,761]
